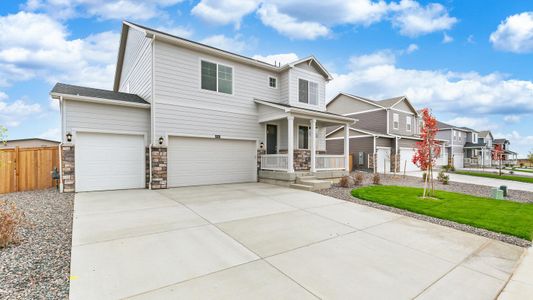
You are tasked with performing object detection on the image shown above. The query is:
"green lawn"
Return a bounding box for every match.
[455,170,533,183]
[351,186,533,240]
[513,168,533,174]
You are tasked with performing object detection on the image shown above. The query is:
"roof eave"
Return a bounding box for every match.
[50,92,150,108]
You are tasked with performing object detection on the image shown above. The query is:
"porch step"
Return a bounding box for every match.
[299,179,331,190]
[289,183,314,191]
[296,176,317,183]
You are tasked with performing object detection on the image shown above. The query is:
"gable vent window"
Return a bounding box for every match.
[406,116,412,131]
[201,60,233,95]
[393,113,399,130]
[268,76,277,88]
[298,79,318,105]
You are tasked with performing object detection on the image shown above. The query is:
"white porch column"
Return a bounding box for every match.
[310,119,317,173]
[344,124,350,172]
[287,115,295,173]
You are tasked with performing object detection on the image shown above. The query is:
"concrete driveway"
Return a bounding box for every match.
[70,183,524,299]
[408,171,533,192]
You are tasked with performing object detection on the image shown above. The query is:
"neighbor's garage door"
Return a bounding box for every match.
[75,132,145,192]
[453,153,464,169]
[168,136,257,187]
[400,148,419,172]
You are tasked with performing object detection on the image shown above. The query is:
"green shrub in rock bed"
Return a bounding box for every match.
[351,185,533,240]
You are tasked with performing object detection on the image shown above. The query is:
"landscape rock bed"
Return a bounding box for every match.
[317,175,532,248]
[0,189,74,299]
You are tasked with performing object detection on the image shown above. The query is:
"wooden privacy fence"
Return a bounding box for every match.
[0,146,59,194]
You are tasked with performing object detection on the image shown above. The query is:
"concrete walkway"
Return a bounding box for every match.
[499,247,533,299]
[462,167,533,178]
[69,183,525,299]
[408,171,533,192]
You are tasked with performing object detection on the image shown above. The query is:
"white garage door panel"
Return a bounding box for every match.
[76,132,145,192]
[168,137,256,187]
[400,148,419,172]
[453,153,464,169]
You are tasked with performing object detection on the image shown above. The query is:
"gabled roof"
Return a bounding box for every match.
[254,99,356,123]
[114,21,332,90]
[464,142,487,148]
[51,83,150,106]
[326,92,386,109]
[327,93,418,115]
[436,120,471,132]
[458,126,478,133]
[493,138,509,144]
[377,96,419,115]
[478,130,493,140]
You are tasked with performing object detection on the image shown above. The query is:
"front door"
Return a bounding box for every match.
[266,124,277,154]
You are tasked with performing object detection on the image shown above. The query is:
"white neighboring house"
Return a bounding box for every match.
[51,21,354,192]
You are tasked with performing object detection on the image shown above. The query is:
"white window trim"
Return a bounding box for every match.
[268,75,278,89]
[296,124,310,150]
[406,116,412,132]
[199,58,235,96]
[297,77,319,106]
[393,113,399,130]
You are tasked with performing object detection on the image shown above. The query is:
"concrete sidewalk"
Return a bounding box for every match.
[499,247,533,299]
[408,171,533,192]
[69,183,526,299]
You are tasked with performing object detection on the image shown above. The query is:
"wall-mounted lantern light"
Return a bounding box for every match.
[66,132,72,142]
[158,136,164,145]
[259,142,265,149]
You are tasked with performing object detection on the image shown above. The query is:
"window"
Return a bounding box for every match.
[473,133,477,143]
[298,79,318,105]
[458,132,462,142]
[268,76,277,88]
[406,116,412,131]
[453,130,457,141]
[393,113,399,130]
[201,60,233,94]
[298,126,309,149]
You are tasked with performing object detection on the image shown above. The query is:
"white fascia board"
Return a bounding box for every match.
[51,92,150,109]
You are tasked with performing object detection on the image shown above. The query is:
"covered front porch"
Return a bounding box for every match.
[255,99,354,176]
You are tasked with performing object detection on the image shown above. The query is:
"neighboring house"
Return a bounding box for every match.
[492,138,518,165]
[471,130,494,167]
[325,93,444,173]
[50,21,353,193]
[2,138,60,148]
[435,121,473,169]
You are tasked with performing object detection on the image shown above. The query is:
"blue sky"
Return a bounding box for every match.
[0,0,532,156]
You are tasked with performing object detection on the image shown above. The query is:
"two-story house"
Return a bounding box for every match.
[436,121,480,169]
[464,130,494,167]
[50,21,354,192]
[324,93,443,173]
[492,138,518,165]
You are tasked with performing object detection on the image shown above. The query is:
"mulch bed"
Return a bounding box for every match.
[316,173,532,248]
[0,189,74,299]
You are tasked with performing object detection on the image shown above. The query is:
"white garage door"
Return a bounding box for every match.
[400,148,419,172]
[376,147,391,174]
[453,153,464,169]
[75,132,145,192]
[168,136,257,187]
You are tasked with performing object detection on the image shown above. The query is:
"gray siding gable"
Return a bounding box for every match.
[327,94,381,115]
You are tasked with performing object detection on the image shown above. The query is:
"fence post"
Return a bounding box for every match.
[15,146,19,192]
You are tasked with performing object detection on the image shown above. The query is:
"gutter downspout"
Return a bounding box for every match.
[58,96,64,193]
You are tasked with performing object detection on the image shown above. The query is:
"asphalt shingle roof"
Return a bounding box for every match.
[51,83,149,105]
[464,142,487,148]
[493,138,508,144]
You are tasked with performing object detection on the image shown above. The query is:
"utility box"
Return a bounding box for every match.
[499,185,508,197]
[491,187,504,200]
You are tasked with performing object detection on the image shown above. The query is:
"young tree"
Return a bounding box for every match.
[0,125,6,145]
[528,150,533,167]
[412,108,441,198]
[492,144,504,175]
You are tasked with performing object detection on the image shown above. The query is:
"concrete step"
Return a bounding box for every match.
[299,179,331,190]
[290,183,314,191]
[296,176,317,183]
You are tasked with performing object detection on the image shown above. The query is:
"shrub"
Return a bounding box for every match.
[353,172,364,186]
[520,163,524,168]
[450,165,456,172]
[509,170,514,175]
[437,170,449,185]
[338,176,354,188]
[372,173,380,185]
[0,200,26,248]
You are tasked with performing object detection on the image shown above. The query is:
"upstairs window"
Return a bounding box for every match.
[453,130,457,141]
[298,79,318,105]
[393,113,399,130]
[201,60,233,94]
[406,116,412,131]
[268,76,277,88]
[473,133,477,143]
[458,132,462,142]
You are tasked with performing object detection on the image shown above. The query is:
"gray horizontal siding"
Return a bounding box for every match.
[119,28,152,103]
[327,136,374,169]
[353,110,387,133]
[389,110,418,136]
[327,94,379,114]
[64,100,150,143]
[288,67,326,111]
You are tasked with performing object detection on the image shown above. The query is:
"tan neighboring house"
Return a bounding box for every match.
[51,21,354,193]
[325,93,447,173]
[2,138,60,148]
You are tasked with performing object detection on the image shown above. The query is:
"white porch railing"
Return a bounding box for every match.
[261,154,289,171]
[316,155,345,171]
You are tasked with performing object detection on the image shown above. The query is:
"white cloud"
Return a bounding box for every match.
[390,0,458,37]
[23,0,184,20]
[442,32,453,43]
[490,12,533,53]
[503,115,521,123]
[200,34,249,53]
[406,43,419,53]
[192,0,261,29]
[0,12,118,88]
[445,117,498,131]
[39,127,61,140]
[257,3,330,40]
[493,130,533,157]
[327,50,533,115]
[0,98,42,127]
[252,53,299,65]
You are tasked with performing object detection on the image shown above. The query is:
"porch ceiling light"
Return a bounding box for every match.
[66,132,72,142]
[158,136,164,145]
